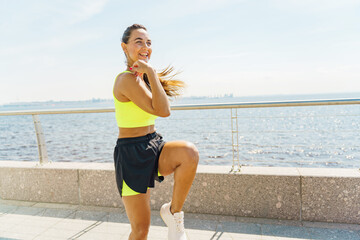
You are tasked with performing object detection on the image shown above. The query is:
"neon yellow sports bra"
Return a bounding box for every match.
[113,71,158,128]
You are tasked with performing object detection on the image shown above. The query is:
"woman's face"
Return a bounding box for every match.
[122,29,152,66]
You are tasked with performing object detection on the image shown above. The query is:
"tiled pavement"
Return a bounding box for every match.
[0,199,359,240]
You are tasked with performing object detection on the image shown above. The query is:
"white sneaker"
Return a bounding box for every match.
[160,202,188,240]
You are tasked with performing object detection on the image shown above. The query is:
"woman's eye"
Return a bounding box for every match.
[147,42,152,46]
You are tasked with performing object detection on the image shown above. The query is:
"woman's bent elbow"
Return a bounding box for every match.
[154,106,170,117]
[159,110,171,117]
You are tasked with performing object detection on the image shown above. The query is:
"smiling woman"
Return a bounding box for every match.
[112,24,199,240]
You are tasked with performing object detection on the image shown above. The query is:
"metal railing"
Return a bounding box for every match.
[1,98,359,171]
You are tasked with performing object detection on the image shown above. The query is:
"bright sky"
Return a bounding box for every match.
[1,0,360,104]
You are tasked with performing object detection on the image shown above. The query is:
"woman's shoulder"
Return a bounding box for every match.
[115,71,137,86]
[116,70,133,80]
[114,71,136,102]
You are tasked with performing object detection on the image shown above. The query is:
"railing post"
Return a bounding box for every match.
[32,114,48,164]
[230,108,241,173]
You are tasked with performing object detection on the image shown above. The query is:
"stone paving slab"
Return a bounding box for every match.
[0,199,360,240]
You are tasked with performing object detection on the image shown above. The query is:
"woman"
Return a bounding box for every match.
[113,24,199,240]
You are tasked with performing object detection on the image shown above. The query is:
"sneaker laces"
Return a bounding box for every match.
[173,212,185,232]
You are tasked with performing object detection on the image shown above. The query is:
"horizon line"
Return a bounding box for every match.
[1,92,360,106]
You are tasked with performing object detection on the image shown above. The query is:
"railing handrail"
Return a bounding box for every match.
[1,98,359,116]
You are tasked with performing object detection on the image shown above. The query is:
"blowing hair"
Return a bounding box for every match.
[122,24,185,98]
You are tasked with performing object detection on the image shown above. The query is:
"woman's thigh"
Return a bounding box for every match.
[122,190,151,230]
[158,140,199,176]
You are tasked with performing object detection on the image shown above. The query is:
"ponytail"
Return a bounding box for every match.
[143,66,185,98]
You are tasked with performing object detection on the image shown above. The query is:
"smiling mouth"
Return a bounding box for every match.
[139,53,148,58]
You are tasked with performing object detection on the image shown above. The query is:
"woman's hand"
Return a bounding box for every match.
[130,60,152,75]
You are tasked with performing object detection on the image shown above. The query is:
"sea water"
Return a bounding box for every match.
[1,93,359,168]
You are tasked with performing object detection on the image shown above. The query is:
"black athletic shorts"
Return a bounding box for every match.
[113,132,165,197]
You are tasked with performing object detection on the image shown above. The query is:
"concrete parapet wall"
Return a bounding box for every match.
[0,161,359,224]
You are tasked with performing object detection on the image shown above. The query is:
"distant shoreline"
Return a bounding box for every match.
[1,92,359,109]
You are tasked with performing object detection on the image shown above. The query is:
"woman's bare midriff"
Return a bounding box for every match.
[118,125,156,138]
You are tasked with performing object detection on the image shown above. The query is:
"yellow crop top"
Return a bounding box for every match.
[113,71,158,128]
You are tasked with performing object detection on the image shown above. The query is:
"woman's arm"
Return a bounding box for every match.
[144,65,171,117]
[114,60,170,117]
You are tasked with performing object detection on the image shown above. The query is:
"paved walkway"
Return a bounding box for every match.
[0,199,359,240]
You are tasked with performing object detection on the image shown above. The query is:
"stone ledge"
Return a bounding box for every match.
[0,166,79,204]
[0,161,359,224]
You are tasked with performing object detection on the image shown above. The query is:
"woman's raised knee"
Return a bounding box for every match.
[183,142,199,166]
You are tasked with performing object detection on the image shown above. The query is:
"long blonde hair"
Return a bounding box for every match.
[122,24,185,97]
